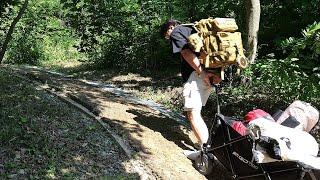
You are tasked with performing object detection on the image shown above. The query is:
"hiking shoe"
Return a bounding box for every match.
[183,150,201,161]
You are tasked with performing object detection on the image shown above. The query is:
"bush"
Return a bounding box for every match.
[247,22,320,106]
[252,58,319,103]
[6,34,45,65]
[279,22,320,73]
[4,0,83,67]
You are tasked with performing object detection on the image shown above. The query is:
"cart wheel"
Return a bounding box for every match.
[195,153,213,175]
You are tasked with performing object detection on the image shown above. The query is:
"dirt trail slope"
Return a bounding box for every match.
[7,65,225,179]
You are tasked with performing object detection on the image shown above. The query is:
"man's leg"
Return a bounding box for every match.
[183,109,208,160]
[183,71,211,146]
[185,109,209,145]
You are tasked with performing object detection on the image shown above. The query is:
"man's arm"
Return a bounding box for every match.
[181,48,222,85]
[180,48,203,74]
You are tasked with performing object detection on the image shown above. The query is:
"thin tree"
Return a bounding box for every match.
[0,0,29,63]
[245,0,260,64]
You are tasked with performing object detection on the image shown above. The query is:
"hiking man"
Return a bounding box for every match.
[160,20,221,159]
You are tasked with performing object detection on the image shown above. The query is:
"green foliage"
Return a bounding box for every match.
[260,0,320,38]
[0,1,19,47]
[6,32,45,65]
[279,22,320,74]
[3,0,83,66]
[59,0,172,71]
[184,0,246,28]
[0,0,18,17]
[251,58,319,104]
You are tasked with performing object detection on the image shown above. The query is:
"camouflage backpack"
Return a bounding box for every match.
[186,17,248,78]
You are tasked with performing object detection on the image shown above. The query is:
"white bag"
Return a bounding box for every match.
[248,118,320,169]
[276,100,319,132]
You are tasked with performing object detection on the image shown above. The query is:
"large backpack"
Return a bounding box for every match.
[186,18,248,77]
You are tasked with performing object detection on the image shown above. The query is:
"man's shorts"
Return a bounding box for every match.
[183,71,212,111]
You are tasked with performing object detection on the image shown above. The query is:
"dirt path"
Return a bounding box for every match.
[7,65,219,179]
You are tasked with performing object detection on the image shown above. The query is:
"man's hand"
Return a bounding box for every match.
[209,72,222,84]
[180,49,222,85]
[200,71,211,87]
[201,71,222,86]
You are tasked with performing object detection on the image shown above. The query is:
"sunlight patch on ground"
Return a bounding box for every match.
[40,59,83,70]
[73,155,83,162]
[110,73,153,89]
[61,168,71,174]
[111,73,152,82]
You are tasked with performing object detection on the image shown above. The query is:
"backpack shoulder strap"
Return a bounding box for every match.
[180,23,195,27]
[179,23,198,34]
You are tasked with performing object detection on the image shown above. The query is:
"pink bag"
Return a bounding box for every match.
[276,100,319,132]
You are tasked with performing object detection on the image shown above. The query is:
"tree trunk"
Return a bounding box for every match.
[245,0,260,64]
[0,0,29,63]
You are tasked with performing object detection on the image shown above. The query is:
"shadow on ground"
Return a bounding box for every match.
[126,108,194,149]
